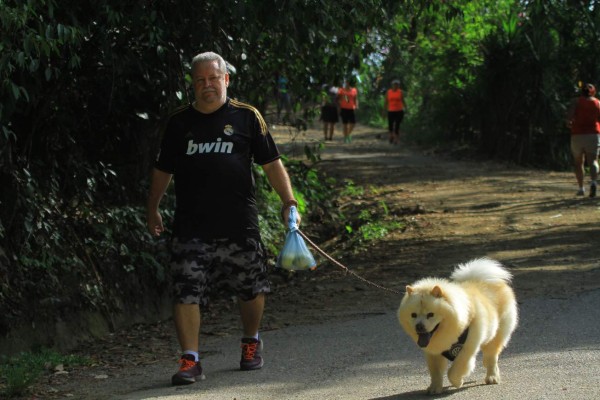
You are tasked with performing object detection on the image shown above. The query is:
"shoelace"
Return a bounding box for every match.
[241,342,258,360]
[179,357,197,371]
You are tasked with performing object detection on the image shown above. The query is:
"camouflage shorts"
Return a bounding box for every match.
[169,237,271,306]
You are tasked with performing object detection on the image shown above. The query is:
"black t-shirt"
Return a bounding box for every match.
[155,98,280,240]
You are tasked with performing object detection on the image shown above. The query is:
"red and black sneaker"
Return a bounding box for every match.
[240,338,264,370]
[171,354,204,385]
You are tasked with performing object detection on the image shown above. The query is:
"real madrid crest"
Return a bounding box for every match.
[223,124,234,136]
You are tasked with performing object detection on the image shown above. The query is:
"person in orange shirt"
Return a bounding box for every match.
[567,82,600,197]
[383,79,405,145]
[338,78,359,143]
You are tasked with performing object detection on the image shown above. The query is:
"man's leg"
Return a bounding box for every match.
[328,123,334,140]
[174,303,200,351]
[169,237,209,385]
[571,137,585,194]
[574,153,585,189]
[347,123,355,136]
[239,293,265,337]
[277,96,283,122]
[285,95,294,121]
[586,150,598,197]
[586,150,599,181]
[590,160,599,181]
[239,294,265,370]
[231,236,270,370]
[171,303,204,385]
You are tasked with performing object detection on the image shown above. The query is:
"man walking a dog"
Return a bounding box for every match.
[146,51,300,385]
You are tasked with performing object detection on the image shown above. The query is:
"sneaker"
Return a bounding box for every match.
[240,338,264,370]
[171,354,204,385]
[590,184,597,198]
[577,188,585,196]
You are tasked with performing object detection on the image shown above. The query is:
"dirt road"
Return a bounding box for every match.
[270,123,600,304]
[32,124,600,399]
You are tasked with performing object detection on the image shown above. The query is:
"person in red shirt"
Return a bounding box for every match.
[337,78,359,143]
[383,79,406,144]
[567,83,600,197]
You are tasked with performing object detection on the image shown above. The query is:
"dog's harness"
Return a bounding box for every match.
[441,328,469,361]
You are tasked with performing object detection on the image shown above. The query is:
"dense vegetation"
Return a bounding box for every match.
[2,0,600,354]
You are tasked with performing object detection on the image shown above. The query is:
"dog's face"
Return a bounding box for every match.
[398,285,446,348]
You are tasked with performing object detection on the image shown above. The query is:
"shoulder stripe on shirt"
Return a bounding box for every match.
[230,98,268,135]
[167,104,189,118]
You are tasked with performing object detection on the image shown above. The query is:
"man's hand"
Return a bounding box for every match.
[281,199,301,226]
[281,205,302,226]
[147,211,165,237]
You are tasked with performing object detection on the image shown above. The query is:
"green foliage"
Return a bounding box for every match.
[0,163,171,335]
[1,0,83,124]
[358,221,404,242]
[343,196,405,250]
[367,0,515,144]
[0,349,89,398]
[0,0,388,344]
[355,0,597,168]
[340,179,365,197]
[4,0,600,358]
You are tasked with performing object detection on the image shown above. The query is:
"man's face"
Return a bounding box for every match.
[192,60,229,111]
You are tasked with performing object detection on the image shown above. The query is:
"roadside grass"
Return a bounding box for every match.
[341,180,407,250]
[0,349,90,398]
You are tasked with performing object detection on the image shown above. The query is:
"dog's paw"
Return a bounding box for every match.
[426,383,445,395]
[447,369,464,389]
[485,374,500,384]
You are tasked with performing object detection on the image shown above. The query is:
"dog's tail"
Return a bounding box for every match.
[450,258,512,283]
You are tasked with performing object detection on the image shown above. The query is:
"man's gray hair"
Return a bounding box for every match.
[191,52,228,74]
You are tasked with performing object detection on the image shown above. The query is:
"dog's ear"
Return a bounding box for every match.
[406,285,414,295]
[431,285,443,298]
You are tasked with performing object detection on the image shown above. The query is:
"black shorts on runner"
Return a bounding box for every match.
[321,104,339,123]
[340,108,356,124]
[388,110,405,134]
[169,237,271,306]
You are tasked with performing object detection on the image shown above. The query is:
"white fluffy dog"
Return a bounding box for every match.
[397,258,518,394]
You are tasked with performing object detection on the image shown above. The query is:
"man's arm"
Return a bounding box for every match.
[261,159,300,225]
[146,168,173,236]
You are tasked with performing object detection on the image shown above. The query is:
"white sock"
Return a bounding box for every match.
[183,350,199,361]
[244,333,259,340]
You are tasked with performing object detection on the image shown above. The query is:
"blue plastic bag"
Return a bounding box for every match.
[276,206,317,271]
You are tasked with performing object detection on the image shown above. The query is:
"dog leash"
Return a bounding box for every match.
[296,229,402,295]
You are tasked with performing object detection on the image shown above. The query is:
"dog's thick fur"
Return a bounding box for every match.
[397,258,518,394]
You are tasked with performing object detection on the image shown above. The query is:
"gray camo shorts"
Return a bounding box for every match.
[169,237,271,306]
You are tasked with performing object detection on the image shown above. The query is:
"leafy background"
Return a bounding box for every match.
[2,0,600,354]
